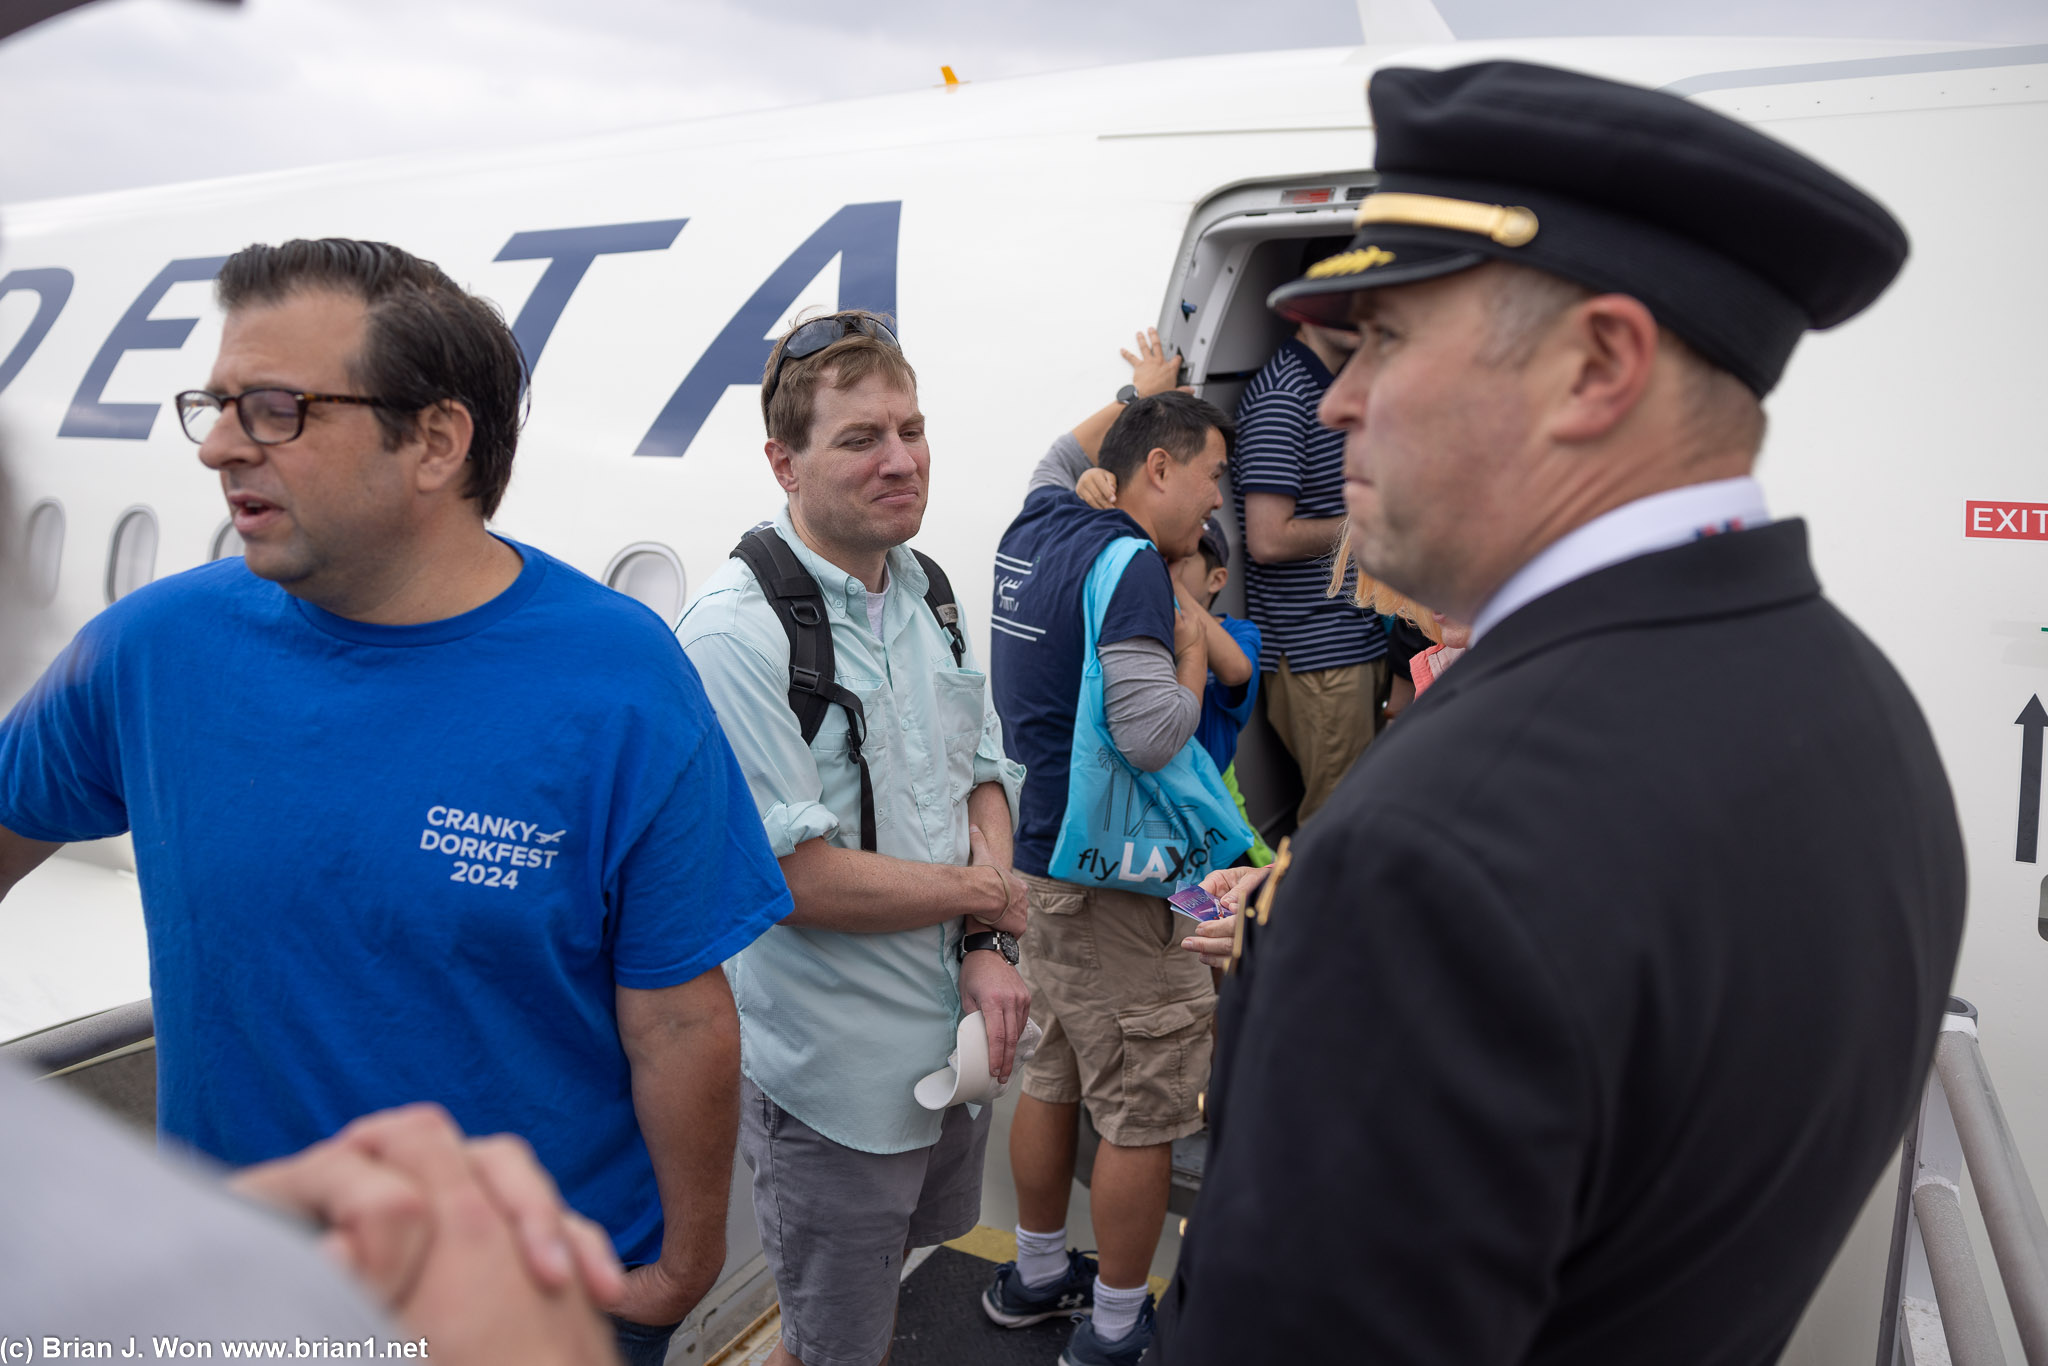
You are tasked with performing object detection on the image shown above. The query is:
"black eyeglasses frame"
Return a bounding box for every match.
[174,389,404,447]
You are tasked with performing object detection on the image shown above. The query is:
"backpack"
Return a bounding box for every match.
[730,525,966,853]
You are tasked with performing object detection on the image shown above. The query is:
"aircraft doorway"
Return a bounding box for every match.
[1157,173,1373,844]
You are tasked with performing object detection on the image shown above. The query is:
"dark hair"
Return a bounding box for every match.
[1300,235,1355,277]
[215,239,527,518]
[1098,391,1233,489]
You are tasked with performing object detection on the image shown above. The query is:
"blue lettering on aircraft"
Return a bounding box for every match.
[495,218,689,384]
[634,201,901,459]
[60,256,229,440]
[0,268,75,396]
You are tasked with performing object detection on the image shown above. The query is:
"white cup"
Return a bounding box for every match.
[914,1011,997,1109]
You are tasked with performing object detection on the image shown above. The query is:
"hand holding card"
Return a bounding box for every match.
[1169,885,1226,922]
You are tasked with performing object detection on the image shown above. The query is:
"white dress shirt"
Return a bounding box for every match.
[1470,476,1770,644]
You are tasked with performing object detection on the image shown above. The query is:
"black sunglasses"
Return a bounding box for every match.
[762,314,900,416]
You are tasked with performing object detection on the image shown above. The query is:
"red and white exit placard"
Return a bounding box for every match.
[1966,502,2048,541]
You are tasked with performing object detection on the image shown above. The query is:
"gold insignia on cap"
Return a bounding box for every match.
[1354,192,1539,247]
[1306,246,1396,279]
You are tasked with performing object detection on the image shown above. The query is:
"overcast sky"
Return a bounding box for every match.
[2,0,2044,204]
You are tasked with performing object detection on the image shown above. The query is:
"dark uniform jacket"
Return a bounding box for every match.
[1152,521,1965,1365]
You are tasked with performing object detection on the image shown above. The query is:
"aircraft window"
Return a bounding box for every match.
[25,498,64,605]
[604,543,687,627]
[210,518,244,561]
[105,506,159,604]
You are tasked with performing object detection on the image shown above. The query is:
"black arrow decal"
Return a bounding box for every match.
[2018,695,2046,863]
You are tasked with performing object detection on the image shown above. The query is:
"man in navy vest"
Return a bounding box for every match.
[987,392,1232,1366]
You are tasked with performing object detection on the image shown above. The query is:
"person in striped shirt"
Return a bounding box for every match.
[1234,240,1391,823]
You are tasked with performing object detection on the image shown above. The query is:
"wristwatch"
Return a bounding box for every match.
[960,929,1020,965]
[1115,383,1139,404]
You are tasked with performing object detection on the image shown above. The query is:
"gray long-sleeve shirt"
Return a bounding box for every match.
[1029,433,1199,770]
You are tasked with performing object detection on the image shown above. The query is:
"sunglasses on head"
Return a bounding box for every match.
[762,314,900,415]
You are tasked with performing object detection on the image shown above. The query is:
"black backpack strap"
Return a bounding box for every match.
[912,550,966,668]
[731,526,878,852]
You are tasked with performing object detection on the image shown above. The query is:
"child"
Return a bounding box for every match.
[1171,518,1274,867]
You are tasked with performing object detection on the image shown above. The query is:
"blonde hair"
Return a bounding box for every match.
[1328,530,1441,644]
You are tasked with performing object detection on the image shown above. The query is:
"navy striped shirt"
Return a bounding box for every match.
[1232,339,1386,673]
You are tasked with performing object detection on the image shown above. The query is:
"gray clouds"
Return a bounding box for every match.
[0,0,2043,204]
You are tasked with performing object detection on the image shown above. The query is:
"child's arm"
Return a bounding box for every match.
[1203,614,1253,689]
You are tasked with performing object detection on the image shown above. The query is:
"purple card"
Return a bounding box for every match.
[1169,885,1225,921]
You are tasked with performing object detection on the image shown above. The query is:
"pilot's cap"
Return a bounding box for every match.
[1268,61,1909,395]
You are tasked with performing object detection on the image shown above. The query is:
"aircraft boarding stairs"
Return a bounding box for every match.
[9,998,2026,1365]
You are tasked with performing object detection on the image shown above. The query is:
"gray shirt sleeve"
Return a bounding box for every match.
[0,1061,397,1350]
[1099,636,1200,772]
[1027,432,1093,494]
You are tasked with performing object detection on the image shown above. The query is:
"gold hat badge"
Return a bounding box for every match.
[1307,247,1397,279]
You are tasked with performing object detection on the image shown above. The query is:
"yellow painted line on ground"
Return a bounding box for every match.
[944,1225,1170,1300]
[945,1223,1020,1264]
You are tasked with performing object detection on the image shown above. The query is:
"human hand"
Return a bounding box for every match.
[960,951,1032,1081]
[614,1251,720,1330]
[1201,865,1268,913]
[967,823,1029,935]
[1180,914,1236,972]
[1172,583,1208,664]
[1120,327,1187,398]
[237,1104,623,1366]
[1075,466,1118,509]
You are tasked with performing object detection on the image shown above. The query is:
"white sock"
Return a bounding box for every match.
[1014,1225,1069,1289]
[1092,1278,1149,1342]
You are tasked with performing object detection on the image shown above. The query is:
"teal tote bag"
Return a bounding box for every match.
[1047,537,1253,892]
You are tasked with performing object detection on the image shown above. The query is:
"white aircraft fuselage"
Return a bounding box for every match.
[2,32,2045,1362]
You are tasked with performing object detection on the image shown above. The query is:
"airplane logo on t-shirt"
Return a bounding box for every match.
[535,829,567,845]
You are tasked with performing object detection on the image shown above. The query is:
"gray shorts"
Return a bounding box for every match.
[738,1076,991,1366]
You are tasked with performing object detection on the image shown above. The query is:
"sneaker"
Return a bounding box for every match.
[980,1248,1099,1328]
[1058,1295,1155,1366]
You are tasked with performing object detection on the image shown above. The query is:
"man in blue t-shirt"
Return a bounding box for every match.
[986,391,1231,1366]
[1236,239,1390,823]
[0,240,788,1366]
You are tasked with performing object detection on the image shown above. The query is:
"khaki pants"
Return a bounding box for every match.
[1016,872,1215,1148]
[1264,655,1389,823]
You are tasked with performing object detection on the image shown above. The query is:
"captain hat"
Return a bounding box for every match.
[1269,61,1910,395]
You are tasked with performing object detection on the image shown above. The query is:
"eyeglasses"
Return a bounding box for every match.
[175,389,401,446]
[761,314,900,415]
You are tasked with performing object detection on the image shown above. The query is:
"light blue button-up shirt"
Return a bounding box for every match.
[677,508,1025,1154]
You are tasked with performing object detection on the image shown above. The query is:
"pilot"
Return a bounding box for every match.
[1149,61,1965,1364]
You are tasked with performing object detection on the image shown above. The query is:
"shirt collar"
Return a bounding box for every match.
[771,505,926,620]
[1282,335,1335,388]
[1470,476,1770,644]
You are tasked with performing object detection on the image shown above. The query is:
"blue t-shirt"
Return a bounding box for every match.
[0,543,790,1265]
[1195,615,1262,773]
[991,488,1175,878]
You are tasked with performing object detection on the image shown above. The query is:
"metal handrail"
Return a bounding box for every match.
[0,997,153,1075]
[1881,998,2048,1365]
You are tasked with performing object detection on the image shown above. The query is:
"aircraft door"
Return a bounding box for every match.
[1156,175,1373,844]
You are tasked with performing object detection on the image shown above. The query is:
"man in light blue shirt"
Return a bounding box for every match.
[677,311,1030,1366]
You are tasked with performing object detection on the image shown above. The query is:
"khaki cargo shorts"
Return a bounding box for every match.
[1017,870,1215,1148]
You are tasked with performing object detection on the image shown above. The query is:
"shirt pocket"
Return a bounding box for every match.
[932,668,988,803]
[812,679,895,839]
